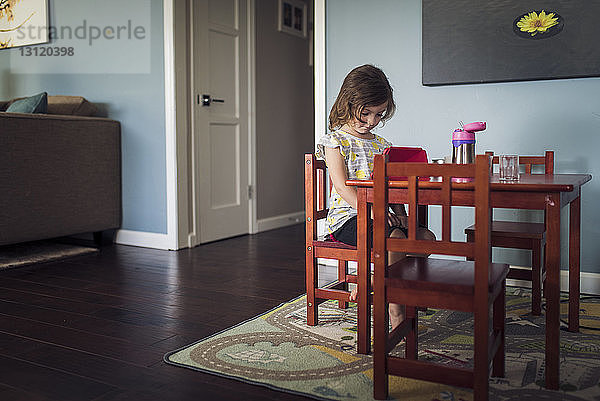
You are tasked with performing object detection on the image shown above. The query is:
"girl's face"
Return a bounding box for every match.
[347,102,388,136]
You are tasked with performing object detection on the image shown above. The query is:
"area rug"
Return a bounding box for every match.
[0,240,98,270]
[164,288,600,401]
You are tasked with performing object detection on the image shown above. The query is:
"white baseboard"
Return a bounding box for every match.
[115,229,174,250]
[257,211,305,232]
[318,260,600,296]
[508,268,600,295]
[117,211,306,250]
[573,272,600,295]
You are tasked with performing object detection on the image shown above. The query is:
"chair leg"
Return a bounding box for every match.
[492,281,506,377]
[531,241,542,316]
[473,303,489,401]
[306,256,318,326]
[373,296,389,400]
[405,306,418,360]
[338,260,348,309]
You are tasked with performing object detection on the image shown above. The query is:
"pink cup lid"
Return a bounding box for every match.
[462,121,486,132]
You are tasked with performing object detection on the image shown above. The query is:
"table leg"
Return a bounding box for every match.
[357,187,371,354]
[569,195,581,333]
[545,194,560,390]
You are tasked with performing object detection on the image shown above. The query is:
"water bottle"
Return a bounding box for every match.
[451,129,475,164]
[451,122,486,164]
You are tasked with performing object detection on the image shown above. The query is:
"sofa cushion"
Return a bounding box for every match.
[5,92,48,113]
[47,95,97,116]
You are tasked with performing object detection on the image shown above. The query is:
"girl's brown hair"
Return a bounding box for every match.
[328,64,396,131]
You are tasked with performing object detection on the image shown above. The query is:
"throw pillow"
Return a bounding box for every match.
[47,95,97,116]
[5,92,48,113]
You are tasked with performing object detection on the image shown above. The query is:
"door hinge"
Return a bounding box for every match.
[248,185,253,199]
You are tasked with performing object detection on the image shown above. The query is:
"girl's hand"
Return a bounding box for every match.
[387,211,402,228]
[370,209,405,228]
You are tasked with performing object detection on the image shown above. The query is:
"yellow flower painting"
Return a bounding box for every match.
[423,1,592,85]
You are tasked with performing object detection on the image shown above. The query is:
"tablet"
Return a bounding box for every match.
[383,146,428,163]
[375,147,429,180]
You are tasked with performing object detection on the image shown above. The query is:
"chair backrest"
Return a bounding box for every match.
[486,150,554,174]
[305,152,429,240]
[305,154,328,242]
[372,154,491,264]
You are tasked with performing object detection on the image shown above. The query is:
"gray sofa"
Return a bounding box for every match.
[0,96,122,246]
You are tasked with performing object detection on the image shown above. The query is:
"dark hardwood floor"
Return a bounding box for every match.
[0,224,320,401]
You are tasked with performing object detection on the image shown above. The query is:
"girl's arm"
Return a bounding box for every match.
[325,146,403,227]
[324,146,357,209]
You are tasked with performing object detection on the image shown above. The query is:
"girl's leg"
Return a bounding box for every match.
[388,227,406,330]
[348,225,436,321]
[348,225,408,301]
[388,227,436,330]
[349,285,359,301]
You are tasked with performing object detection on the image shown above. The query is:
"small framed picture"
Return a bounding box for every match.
[278,0,307,39]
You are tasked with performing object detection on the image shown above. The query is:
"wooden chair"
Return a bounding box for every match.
[305,153,429,354]
[464,150,554,315]
[372,154,508,401]
[304,153,367,352]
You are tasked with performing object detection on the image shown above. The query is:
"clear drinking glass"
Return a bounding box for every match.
[430,158,445,182]
[499,155,519,181]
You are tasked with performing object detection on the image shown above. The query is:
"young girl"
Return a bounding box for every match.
[316,64,435,329]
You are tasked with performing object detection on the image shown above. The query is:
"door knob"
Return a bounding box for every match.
[199,94,225,107]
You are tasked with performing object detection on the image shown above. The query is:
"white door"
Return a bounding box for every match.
[191,0,250,244]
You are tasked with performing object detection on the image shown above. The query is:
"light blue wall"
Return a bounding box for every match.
[0,0,167,234]
[326,0,600,273]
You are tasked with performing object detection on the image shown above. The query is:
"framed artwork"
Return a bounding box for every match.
[278,0,307,39]
[0,0,49,49]
[422,0,600,85]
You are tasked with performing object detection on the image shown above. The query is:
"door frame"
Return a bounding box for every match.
[164,0,257,249]
[163,0,178,250]
[314,0,326,149]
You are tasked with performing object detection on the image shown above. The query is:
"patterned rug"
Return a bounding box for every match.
[164,288,600,401]
[0,240,98,270]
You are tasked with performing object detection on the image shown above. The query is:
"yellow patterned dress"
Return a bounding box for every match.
[316,129,392,235]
